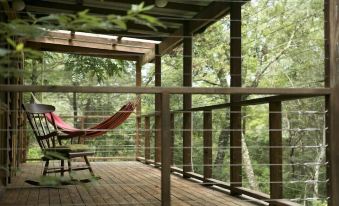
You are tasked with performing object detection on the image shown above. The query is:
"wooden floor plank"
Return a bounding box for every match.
[0,161,256,206]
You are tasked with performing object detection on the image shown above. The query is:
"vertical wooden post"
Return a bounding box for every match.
[135,60,142,158]
[170,113,175,166]
[230,2,242,194]
[161,92,171,206]
[269,102,283,205]
[324,0,339,205]
[183,22,193,177]
[144,116,151,161]
[203,110,212,181]
[73,92,77,126]
[155,44,162,164]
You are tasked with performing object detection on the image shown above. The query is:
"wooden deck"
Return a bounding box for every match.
[0,161,256,206]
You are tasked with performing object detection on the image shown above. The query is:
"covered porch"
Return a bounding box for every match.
[0,0,339,206]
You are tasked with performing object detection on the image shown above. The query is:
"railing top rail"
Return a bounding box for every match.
[140,94,325,117]
[0,85,331,95]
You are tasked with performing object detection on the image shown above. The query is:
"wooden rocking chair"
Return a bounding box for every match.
[23,103,95,177]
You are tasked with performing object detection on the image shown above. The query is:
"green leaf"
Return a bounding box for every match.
[16,43,24,51]
[111,19,127,30]
[6,37,16,48]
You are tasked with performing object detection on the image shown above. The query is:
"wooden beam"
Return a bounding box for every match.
[135,60,142,158]
[27,36,152,54]
[229,2,242,195]
[140,49,156,65]
[325,0,339,205]
[144,116,151,161]
[269,102,283,205]
[170,113,175,166]
[159,2,232,55]
[183,22,193,177]
[188,94,323,111]
[104,0,204,13]
[203,110,212,181]
[155,44,162,164]
[160,92,171,206]
[26,41,140,61]
[43,31,156,48]
[0,85,331,95]
[25,0,182,25]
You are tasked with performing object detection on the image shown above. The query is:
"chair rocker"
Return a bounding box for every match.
[23,103,95,177]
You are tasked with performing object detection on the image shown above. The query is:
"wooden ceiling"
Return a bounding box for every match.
[20,0,239,63]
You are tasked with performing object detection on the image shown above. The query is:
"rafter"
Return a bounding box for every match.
[25,31,156,61]
[159,2,232,55]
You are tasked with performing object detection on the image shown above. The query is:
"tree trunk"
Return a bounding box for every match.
[313,120,326,198]
[213,122,230,178]
[241,110,259,190]
[29,60,39,103]
[242,137,259,190]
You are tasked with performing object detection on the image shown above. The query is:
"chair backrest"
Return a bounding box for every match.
[22,103,58,150]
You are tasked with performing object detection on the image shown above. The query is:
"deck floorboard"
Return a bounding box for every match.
[0,161,257,206]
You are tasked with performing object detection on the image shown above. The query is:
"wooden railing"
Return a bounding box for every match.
[136,94,326,206]
[1,85,335,206]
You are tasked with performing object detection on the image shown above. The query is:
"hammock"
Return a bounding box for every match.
[32,94,138,138]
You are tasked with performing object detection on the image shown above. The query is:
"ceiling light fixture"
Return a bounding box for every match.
[12,0,26,11]
[155,0,168,8]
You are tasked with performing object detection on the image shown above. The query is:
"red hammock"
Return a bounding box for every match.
[45,101,136,138]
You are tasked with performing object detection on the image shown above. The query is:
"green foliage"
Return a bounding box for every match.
[27,146,42,159]
[64,55,127,84]
[0,2,165,77]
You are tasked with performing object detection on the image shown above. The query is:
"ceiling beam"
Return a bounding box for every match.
[140,47,156,65]
[158,2,232,55]
[103,0,204,13]
[26,41,140,61]
[27,36,152,54]
[25,31,158,61]
[43,31,156,49]
[25,0,186,23]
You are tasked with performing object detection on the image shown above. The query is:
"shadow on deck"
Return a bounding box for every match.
[0,161,257,206]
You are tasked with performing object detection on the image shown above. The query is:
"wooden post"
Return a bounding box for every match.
[161,92,171,206]
[73,92,77,126]
[183,22,193,177]
[203,110,212,181]
[230,2,242,194]
[135,60,142,158]
[170,113,175,166]
[144,116,151,161]
[155,44,162,164]
[324,0,339,205]
[269,102,283,205]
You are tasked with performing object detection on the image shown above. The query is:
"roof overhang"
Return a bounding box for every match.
[20,0,247,64]
[26,30,157,62]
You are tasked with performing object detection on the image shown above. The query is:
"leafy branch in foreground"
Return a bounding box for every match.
[0,2,165,76]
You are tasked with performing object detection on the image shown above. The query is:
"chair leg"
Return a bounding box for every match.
[43,160,49,176]
[84,156,95,176]
[68,160,74,179]
[61,160,64,176]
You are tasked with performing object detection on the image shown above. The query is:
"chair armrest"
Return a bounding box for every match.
[38,131,59,140]
[57,132,84,144]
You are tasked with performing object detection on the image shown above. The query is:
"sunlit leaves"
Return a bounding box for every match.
[64,54,127,85]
